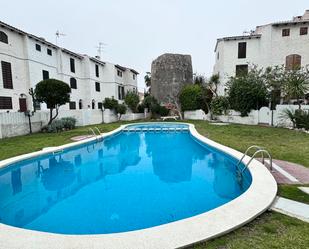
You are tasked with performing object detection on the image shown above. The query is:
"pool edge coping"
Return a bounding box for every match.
[0,122,278,249]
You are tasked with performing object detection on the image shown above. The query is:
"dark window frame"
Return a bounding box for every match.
[36,44,41,51]
[0,31,8,44]
[70,58,75,73]
[95,64,99,77]
[69,101,76,110]
[70,77,77,89]
[236,64,248,77]
[300,27,308,36]
[238,42,247,59]
[42,70,49,80]
[282,28,290,37]
[98,102,103,109]
[47,48,52,56]
[117,70,123,77]
[118,85,125,100]
[95,82,100,92]
[1,61,13,89]
[0,96,13,109]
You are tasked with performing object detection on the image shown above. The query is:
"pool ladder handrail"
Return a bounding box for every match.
[237,145,273,175]
[88,127,102,142]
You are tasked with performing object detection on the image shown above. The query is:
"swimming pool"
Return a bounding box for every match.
[0,123,276,248]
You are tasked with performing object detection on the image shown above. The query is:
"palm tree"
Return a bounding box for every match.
[282,67,309,109]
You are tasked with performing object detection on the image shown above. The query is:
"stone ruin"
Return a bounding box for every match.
[151,53,193,104]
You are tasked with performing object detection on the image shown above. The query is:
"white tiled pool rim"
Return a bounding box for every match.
[0,122,277,249]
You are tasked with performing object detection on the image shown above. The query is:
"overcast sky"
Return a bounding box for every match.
[1,0,308,90]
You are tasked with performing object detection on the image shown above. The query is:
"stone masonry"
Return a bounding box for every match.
[151,53,193,104]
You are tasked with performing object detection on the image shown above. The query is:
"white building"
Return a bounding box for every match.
[0,21,138,113]
[214,10,309,96]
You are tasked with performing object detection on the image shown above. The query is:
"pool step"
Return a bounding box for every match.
[123,127,189,132]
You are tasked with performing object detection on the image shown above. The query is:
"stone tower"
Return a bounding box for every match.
[151,53,193,104]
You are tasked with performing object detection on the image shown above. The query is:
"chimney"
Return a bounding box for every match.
[95,55,101,60]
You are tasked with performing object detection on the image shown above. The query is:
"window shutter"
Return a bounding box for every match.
[1,61,13,89]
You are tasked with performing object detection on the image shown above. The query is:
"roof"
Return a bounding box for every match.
[115,64,127,71]
[271,20,309,27]
[90,57,106,66]
[129,68,139,75]
[61,48,84,60]
[215,34,261,51]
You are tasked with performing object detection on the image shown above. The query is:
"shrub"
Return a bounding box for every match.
[61,117,77,130]
[103,98,118,110]
[124,92,140,113]
[179,85,202,111]
[116,104,127,120]
[211,97,229,115]
[137,103,145,113]
[227,69,268,116]
[46,119,64,133]
[158,106,170,117]
[295,110,309,130]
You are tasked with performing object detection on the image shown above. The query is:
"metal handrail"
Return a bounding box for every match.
[240,149,273,174]
[236,145,263,169]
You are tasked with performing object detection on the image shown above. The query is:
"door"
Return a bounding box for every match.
[19,98,27,112]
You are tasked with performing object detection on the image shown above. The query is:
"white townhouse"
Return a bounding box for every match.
[214,10,309,96]
[0,21,138,113]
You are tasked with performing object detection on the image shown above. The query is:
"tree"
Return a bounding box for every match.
[124,92,140,112]
[35,79,71,125]
[281,67,309,109]
[116,104,127,120]
[179,85,203,111]
[103,97,118,110]
[144,72,151,93]
[208,74,220,97]
[227,67,268,116]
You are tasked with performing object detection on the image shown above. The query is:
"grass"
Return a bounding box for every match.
[190,211,309,249]
[278,184,309,204]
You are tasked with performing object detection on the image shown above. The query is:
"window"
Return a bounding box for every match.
[133,74,136,80]
[36,44,41,51]
[238,42,247,59]
[1,61,13,89]
[70,77,77,89]
[98,102,103,109]
[117,70,123,77]
[69,101,76,110]
[0,96,12,109]
[236,65,248,77]
[282,29,290,37]
[79,99,83,109]
[0,31,8,44]
[95,64,99,77]
[286,54,301,70]
[118,85,125,100]
[92,100,95,109]
[300,27,308,36]
[47,48,52,56]
[95,82,100,92]
[34,101,41,110]
[217,52,219,60]
[70,58,75,73]
[42,70,49,80]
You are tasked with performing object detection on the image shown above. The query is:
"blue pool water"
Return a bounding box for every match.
[0,123,252,235]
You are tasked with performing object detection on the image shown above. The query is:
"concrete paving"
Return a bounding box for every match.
[271,197,309,222]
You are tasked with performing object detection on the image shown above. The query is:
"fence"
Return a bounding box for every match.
[184,105,309,127]
[0,109,149,139]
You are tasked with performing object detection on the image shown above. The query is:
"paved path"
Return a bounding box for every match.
[258,158,309,184]
[271,197,309,222]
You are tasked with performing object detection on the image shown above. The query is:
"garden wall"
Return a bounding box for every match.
[184,105,309,128]
[0,109,149,139]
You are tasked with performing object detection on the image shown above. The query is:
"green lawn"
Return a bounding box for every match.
[190,211,309,249]
[1,120,309,248]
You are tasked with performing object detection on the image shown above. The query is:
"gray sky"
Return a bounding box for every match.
[1,0,309,90]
